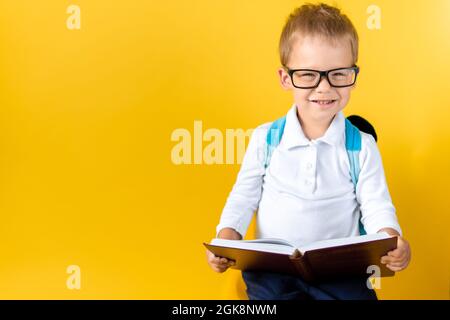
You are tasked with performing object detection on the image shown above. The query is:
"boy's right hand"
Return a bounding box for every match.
[206,227,241,273]
[206,249,235,273]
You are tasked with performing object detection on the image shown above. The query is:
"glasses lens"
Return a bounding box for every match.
[291,70,320,88]
[328,68,356,87]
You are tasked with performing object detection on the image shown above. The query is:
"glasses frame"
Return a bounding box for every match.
[285,65,360,89]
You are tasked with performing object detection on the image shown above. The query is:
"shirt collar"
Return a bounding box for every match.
[280,104,345,150]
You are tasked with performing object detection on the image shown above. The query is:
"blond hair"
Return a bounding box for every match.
[279,3,359,66]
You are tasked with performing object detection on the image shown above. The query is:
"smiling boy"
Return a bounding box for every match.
[206,3,411,300]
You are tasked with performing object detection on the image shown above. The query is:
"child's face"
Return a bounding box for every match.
[278,35,356,123]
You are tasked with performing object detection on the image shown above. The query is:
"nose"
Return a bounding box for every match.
[315,75,332,92]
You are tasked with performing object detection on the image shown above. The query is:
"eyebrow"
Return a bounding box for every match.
[287,65,354,71]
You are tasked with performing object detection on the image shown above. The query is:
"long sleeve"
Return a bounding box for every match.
[356,133,402,235]
[215,124,268,238]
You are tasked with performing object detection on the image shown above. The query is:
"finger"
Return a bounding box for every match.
[211,259,225,266]
[383,255,405,264]
[212,256,226,262]
[218,260,233,267]
[206,251,221,261]
[220,258,236,266]
[387,249,401,258]
[215,262,227,268]
[213,266,226,273]
[380,256,395,264]
[389,248,407,258]
[216,260,235,268]
[385,260,404,267]
[217,263,231,271]
[388,249,406,260]
[209,256,221,264]
[206,250,213,260]
[386,264,405,272]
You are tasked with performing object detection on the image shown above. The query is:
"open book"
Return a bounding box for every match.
[204,233,397,282]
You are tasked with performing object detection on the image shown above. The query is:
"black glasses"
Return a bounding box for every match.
[285,65,360,89]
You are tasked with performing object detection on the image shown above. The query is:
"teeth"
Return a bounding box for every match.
[312,100,334,105]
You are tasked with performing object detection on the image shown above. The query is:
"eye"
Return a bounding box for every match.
[298,72,317,78]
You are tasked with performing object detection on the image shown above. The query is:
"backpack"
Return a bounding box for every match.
[263,115,367,235]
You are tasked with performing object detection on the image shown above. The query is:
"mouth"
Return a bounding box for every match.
[309,99,337,105]
[309,99,338,106]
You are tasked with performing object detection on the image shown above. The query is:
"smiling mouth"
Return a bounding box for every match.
[309,99,337,105]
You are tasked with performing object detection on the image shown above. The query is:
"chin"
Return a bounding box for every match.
[297,102,343,122]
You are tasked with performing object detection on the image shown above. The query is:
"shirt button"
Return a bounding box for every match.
[304,180,311,186]
[306,163,313,170]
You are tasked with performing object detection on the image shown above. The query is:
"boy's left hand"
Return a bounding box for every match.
[380,236,411,272]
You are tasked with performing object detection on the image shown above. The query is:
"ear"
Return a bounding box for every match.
[277,67,293,90]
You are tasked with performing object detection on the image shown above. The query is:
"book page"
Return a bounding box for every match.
[210,238,296,255]
[238,238,297,247]
[298,232,393,254]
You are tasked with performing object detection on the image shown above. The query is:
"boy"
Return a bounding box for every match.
[206,3,411,300]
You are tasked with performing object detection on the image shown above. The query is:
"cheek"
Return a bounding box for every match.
[293,89,312,101]
[337,89,352,104]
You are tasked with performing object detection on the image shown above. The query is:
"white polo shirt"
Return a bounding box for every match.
[216,104,402,247]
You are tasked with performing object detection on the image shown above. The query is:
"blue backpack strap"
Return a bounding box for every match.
[345,118,366,235]
[264,116,287,169]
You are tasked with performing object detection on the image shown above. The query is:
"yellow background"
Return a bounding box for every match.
[0,0,449,299]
